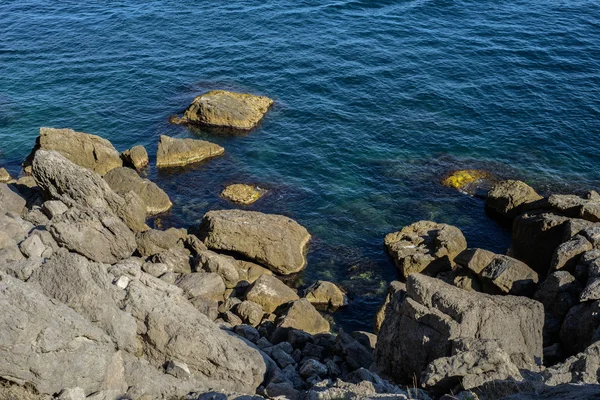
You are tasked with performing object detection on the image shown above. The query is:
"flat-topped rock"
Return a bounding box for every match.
[200,210,311,275]
[121,145,148,170]
[385,220,467,278]
[486,180,543,219]
[104,167,172,215]
[26,127,122,176]
[171,90,274,131]
[156,135,224,168]
[221,184,265,205]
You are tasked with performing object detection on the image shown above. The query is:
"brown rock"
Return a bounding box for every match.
[304,280,348,308]
[274,299,330,338]
[221,184,265,205]
[121,145,149,169]
[104,167,172,215]
[0,168,11,183]
[156,135,224,168]
[486,180,543,219]
[245,274,299,313]
[172,90,274,131]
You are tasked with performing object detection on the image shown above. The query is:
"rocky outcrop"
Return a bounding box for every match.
[26,127,122,176]
[374,274,543,384]
[0,183,26,215]
[549,194,600,222]
[135,228,188,257]
[486,180,543,219]
[104,167,172,215]
[221,184,265,205]
[32,150,148,232]
[384,220,467,278]
[542,341,600,385]
[201,210,311,275]
[194,250,240,289]
[273,299,331,340]
[121,145,148,170]
[304,280,348,309]
[156,135,224,168]
[455,248,538,295]
[245,274,299,313]
[0,272,125,396]
[171,90,274,131]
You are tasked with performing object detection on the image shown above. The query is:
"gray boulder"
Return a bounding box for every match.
[26,127,122,176]
[549,194,600,223]
[151,246,192,273]
[559,301,600,356]
[273,299,330,341]
[551,234,593,271]
[245,274,299,313]
[0,183,26,215]
[374,281,406,334]
[486,180,543,219]
[176,272,226,301]
[374,274,543,385]
[48,207,136,264]
[121,145,149,170]
[0,272,125,396]
[104,167,172,215]
[304,280,348,309]
[194,250,240,289]
[200,209,311,275]
[135,228,187,257]
[384,220,467,278]
[542,341,600,385]
[32,150,148,232]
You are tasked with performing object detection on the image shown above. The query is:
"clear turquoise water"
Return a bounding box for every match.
[1,1,599,331]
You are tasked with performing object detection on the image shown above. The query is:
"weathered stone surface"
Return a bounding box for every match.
[30,249,138,353]
[41,200,69,219]
[221,184,265,205]
[245,274,299,313]
[151,247,191,273]
[0,167,11,182]
[32,150,148,232]
[156,135,224,168]
[176,272,226,301]
[559,301,600,356]
[551,234,593,271]
[104,167,172,215]
[135,227,187,257]
[201,210,311,275]
[236,259,273,284]
[121,145,149,170]
[304,280,348,309]
[441,169,494,197]
[27,127,122,176]
[498,384,600,400]
[512,212,571,274]
[0,257,43,281]
[436,267,482,292]
[335,331,374,371]
[172,90,274,131]
[374,281,406,334]
[274,299,330,339]
[0,272,124,396]
[549,194,600,223]
[123,275,266,393]
[48,207,136,264]
[374,274,544,384]
[423,339,523,392]
[384,221,467,278]
[456,248,538,295]
[542,341,600,385]
[194,250,240,288]
[486,180,543,219]
[305,371,409,399]
[234,300,264,327]
[0,184,26,215]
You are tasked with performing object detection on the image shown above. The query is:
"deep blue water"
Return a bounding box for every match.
[1,1,599,331]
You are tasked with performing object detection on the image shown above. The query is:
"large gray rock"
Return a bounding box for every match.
[542,341,600,385]
[122,273,266,393]
[151,246,192,273]
[121,145,148,170]
[456,248,538,295]
[201,210,311,275]
[549,194,600,223]
[0,184,26,215]
[32,150,148,232]
[245,274,299,313]
[30,249,139,353]
[304,280,348,309]
[176,272,226,301]
[486,180,543,219]
[135,228,188,257]
[559,301,600,356]
[384,220,467,278]
[512,212,571,274]
[171,90,274,131]
[156,135,224,168]
[104,167,172,215]
[27,127,122,176]
[374,281,406,334]
[374,274,544,385]
[273,299,330,340]
[48,207,136,264]
[550,234,593,272]
[0,272,125,396]
[194,250,240,289]
[498,384,600,400]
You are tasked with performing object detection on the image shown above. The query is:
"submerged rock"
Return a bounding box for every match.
[384,220,467,278]
[171,90,274,131]
[26,127,122,176]
[201,209,311,275]
[156,135,224,168]
[486,180,543,219]
[104,167,172,215]
[441,169,494,197]
[121,145,149,170]
[221,183,265,205]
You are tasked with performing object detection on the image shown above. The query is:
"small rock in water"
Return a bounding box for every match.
[304,280,348,309]
[221,183,265,205]
[156,135,224,168]
[171,90,274,131]
[121,145,149,169]
[0,167,11,182]
[441,169,495,197]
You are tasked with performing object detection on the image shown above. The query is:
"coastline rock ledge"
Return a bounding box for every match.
[170,90,274,131]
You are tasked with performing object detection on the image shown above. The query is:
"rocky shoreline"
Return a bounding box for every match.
[1,91,600,400]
